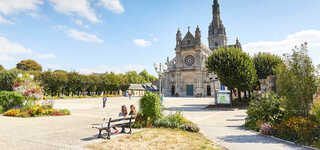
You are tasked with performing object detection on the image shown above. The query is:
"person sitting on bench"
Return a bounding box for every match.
[112,105,128,134]
[129,105,137,116]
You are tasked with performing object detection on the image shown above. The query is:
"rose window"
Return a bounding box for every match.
[184,55,195,66]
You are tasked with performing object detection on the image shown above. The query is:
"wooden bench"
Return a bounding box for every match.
[92,116,135,139]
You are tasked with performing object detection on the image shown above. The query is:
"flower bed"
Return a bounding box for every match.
[3,104,70,118]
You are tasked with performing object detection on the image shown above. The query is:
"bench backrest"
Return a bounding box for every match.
[109,116,135,123]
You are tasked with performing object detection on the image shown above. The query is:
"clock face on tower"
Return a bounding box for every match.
[184,55,195,66]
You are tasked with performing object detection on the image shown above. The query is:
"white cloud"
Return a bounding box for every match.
[79,64,146,74]
[0,0,43,15]
[133,39,152,47]
[49,0,99,23]
[37,53,56,59]
[0,15,13,24]
[0,54,15,62]
[67,29,104,43]
[75,19,89,28]
[99,0,124,14]
[0,36,32,54]
[243,30,320,56]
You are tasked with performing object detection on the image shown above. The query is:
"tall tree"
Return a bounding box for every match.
[139,70,158,83]
[206,47,257,99]
[125,71,145,84]
[276,43,317,117]
[253,52,283,79]
[16,59,42,71]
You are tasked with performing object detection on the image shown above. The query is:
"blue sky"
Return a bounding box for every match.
[0,0,320,75]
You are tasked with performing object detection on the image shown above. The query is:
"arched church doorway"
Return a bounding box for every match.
[207,85,211,96]
[171,85,175,96]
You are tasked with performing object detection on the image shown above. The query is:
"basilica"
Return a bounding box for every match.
[162,0,242,97]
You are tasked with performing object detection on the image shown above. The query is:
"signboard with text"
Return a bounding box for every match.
[216,91,231,105]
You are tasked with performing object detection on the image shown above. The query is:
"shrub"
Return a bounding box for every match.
[154,112,200,133]
[273,117,320,145]
[3,109,20,116]
[180,123,200,133]
[245,92,285,131]
[312,102,320,123]
[276,43,317,117]
[0,105,3,113]
[139,92,161,124]
[0,91,25,111]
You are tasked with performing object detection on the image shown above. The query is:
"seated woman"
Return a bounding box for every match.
[129,105,137,116]
[119,105,128,117]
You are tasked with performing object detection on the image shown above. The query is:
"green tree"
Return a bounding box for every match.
[40,71,68,96]
[16,59,42,71]
[66,72,81,96]
[139,70,158,83]
[206,47,257,99]
[276,43,317,117]
[0,65,4,70]
[0,69,21,91]
[253,52,283,79]
[125,71,145,84]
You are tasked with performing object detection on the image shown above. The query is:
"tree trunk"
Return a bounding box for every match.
[238,90,242,101]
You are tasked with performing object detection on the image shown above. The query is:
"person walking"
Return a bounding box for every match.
[102,95,107,109]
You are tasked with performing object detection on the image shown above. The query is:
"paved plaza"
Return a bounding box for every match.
[0,97,315,150]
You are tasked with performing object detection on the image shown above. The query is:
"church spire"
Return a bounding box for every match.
[208,0,227,50]
[213,0,220,17]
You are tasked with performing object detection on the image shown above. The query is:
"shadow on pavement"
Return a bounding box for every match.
[166,105,236,112]
[218,135,313,150]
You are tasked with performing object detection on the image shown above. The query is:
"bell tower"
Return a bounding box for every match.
[208,0,227,50]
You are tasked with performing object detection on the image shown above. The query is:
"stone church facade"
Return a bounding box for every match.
[162,0,241,97]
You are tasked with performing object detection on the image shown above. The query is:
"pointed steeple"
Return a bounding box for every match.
[208,0,227,50]
[213,0,220,17]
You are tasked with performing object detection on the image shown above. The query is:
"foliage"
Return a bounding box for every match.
[253,52,283,79]
[245,92,285,131]
[16,59,42,71]
[273,117,320,145]
[139,92,162,124]
[312,102,320,123]
[3,109,20,116]
[276,43,317,117]
[0,91,25,111]
[206,47,257,92]
[40,71,68,96]
[0,69,21,91]
[13,73,43,102]
[0,64,4,70]
[0,105,3,113]
[139,70,158,83]
[154,112,200,132]
[3,103,70,117]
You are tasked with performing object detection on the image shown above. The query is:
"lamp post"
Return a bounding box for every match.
[154,62,167,105]
[209,73,218,104]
